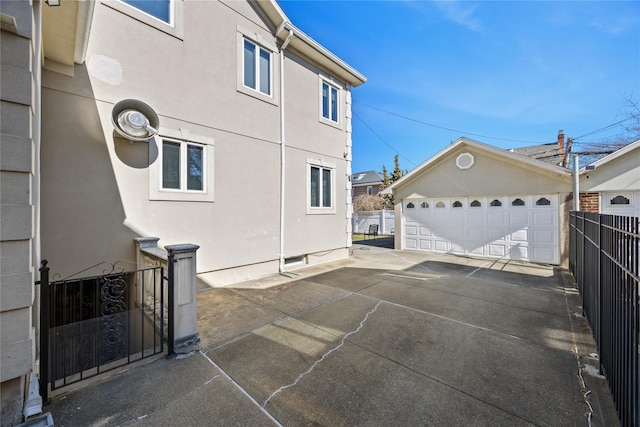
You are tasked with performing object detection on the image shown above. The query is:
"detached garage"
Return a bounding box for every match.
[383,138,573,265]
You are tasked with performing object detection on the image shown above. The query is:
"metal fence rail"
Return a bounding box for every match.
[569,211,639,427]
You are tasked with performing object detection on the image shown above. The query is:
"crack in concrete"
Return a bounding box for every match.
[262,300,383,408]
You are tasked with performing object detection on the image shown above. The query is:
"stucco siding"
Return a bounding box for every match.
[394,147,572,200]
[580,145,640,192]
[40,0,358,284]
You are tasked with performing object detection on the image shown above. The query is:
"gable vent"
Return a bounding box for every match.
[456,152,475,170]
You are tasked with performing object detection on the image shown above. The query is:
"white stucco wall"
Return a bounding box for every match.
[40,0,358,284]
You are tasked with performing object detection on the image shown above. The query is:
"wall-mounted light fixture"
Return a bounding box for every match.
[45,0,61,6]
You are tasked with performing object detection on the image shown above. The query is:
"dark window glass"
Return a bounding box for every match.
[611,195,630,205]
[471,200,481,207]
[490,199,502,207]
[187,144,203,191]
[162,141,180,189]
[310,167,320,207]
[536,197,551,206]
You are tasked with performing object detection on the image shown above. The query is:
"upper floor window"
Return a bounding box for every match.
[367,186,373,195]
[122,0,171,23]
[322,81,339,122]
[243,39,271,96]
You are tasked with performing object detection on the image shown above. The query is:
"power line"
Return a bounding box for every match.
[352,111,418,167]
[571,118,631,141]
[354,101,552,145]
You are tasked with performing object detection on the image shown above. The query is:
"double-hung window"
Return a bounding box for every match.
[161,139,205,192]
[307,160,335,214]
[321,81,339,122]
[243,39,271,96]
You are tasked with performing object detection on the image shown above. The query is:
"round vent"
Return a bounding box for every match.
[456,152,475,170]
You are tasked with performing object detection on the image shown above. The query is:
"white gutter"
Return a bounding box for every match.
[278,28,294,273]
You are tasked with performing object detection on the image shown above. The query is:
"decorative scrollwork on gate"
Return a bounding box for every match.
[100,274,128,363]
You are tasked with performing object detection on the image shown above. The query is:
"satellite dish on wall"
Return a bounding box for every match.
[112,99,160,141]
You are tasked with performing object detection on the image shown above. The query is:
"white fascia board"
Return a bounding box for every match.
[578,139,640,174]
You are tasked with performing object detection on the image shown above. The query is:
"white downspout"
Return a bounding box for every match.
[278,28,294,273]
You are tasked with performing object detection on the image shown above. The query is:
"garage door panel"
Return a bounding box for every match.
[487,227,507,241]
[419,226,432,237]
[468,212,484,225]
[419,239,432,250]
[406,225,417,236]
[510,229,528,242]
[533,211,555,225]
[509,245,528,260]
[532,229,555,244]
[532,247,555,264]
[509,212,529,225]
[434,240,448,252]
[450,212,464,223]
[468,228,484,240]
[432,213,448,225]
[488,212,506,224]
[405,238,417,249]
[488,244,507,257]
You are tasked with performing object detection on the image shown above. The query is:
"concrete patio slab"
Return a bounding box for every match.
[46,244,619,426]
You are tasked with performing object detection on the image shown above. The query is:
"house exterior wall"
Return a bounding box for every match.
[579,192,600,213]
[0,1,38,424]
[40,1,357,285]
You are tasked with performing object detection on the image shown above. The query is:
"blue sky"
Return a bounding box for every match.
[279,0,640,173]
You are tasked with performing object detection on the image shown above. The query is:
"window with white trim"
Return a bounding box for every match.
[106,0,183,38]
[161,139,205,192]
[243,38,271,96]
[121,0,171,23]
[149,130,214,202]
[321,81,339,123]
[307,160,335,213]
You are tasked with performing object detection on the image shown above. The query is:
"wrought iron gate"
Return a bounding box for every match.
[38,260,168,401]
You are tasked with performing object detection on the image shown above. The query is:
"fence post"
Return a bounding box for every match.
[165,244,201,356]
[38,260,50,404]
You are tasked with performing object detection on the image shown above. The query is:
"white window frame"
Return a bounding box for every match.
[149,129,214,202]
[307,159,336,214]
[104,0,184,39]
[242,38,272,96]
[236,27,278,105]
[319,76,342,128]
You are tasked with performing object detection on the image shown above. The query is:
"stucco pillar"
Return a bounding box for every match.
[165,244,201,355]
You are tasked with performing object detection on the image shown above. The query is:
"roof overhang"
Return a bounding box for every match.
[42,0,95,76]
[256,0,366,87]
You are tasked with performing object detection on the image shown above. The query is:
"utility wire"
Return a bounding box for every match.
[354,101,552,145]
[352,111,418,167]
[571,118,631,141]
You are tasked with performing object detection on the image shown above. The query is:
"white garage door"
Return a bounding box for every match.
[403,195,559,264]
[601,191,640,218]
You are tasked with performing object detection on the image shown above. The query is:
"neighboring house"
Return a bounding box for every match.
[509,130,567,167]
[578,139,640,217]
[1,0,365,423]
[351,170,384,197]
[382,138,573,266]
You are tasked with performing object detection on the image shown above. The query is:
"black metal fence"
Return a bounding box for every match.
[39,261,169,402]
[569,211,639,427]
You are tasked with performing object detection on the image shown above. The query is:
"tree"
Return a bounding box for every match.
[352,194,387,213]
[379,154,406,208]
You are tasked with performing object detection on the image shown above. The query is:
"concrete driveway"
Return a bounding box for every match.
[47,243,617,426]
